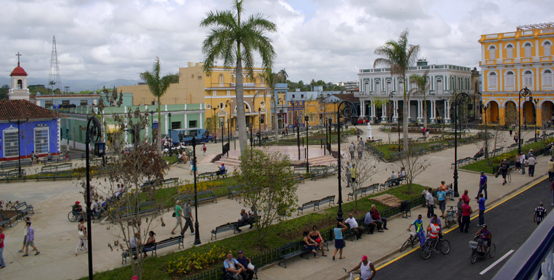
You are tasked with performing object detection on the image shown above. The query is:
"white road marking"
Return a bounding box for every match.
[479,249,515,275]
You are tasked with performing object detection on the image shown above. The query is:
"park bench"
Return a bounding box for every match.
[57,163,72,171]
[161,178,179,188]
[0,213,12,228]
[379,177,402,191]
[310,169,329,181]
[451,157,472,168]
[210,217,256,240]
[41,165,57,173]
[318,195,335,207]
[3,169,26,183]
[198,172,217,181]
[138,201,159,215]
[121,236,183,264]
[347,184,378,201]
[416,137,427,142]
[297,200,319,215]
[294,175,305,184]
[0,159,32,170]
[227,184,244,199]
[176,190,217,205]
[277,241,311,268]
[38,170,73,181]
[15,202,34,217]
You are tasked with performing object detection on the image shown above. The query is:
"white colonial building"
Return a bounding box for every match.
[355,59,479,124]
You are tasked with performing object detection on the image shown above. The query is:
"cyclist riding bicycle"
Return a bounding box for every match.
[474,224,492,251]
[426,220,441,249]
[428,214,442,239]
[407,214,426,246]
[73,201,83,215]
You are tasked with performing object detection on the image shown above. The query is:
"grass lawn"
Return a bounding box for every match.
[162,155,179,165]
[89,183,427,280]
[371,136,476,160]
[462,140,553,174]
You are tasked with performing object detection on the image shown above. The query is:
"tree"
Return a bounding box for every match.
[140,57,174,153]
[409,70,430,129]
[237,148,298,248]
[80,88,169,280]
[260,67,287,144]
[200,0,277,155]
[340,150,380,211]
[374,29,420,152]
[0,84,8,100]
[205,116,219,136]
[395,148,430,193]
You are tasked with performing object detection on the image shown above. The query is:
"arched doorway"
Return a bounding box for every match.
[488,101,499,123]
[541,101,554,127]
[523,101,536,125]
[504,101,517,126]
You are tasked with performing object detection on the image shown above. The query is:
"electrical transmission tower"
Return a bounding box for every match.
[48,35,62,94]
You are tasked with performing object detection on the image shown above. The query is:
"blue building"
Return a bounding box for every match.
[1,61,61,161]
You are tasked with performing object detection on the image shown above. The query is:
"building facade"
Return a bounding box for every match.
[479,23,554,126]
[356,60,475,124]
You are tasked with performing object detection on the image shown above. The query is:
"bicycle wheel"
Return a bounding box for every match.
[470,250,477,264]
[420,245,432,260]
[440,240,451,255]
[400,238,411,252]
[68,211,77,222]
[488,243,496,258]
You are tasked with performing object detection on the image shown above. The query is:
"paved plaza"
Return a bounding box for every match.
[0,125,549,280]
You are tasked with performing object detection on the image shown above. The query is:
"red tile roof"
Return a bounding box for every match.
[332,93,359,103]
[0,100,60,120]
[10,63,28,77]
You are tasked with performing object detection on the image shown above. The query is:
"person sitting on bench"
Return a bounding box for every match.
[474,148,484,160]
[224,253,249,280]
[216,163,226,176]
[235,209,249,232]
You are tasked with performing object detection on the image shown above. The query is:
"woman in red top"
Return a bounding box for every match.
[461,190,470,203]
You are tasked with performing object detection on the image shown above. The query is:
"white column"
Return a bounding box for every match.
[165,113,169,136]
[381,102,387,124]
[393,100,398,122]
[407,100,411,122]
[445,100,451,123]
[430,100,436,123]
[125,118,129,143]
[361,100,365,116]
[417,100,423,123]
[371,102,376,123]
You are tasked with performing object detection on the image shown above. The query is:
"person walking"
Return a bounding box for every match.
[497,159,508,186]
[460,200,472,233]
[514,132,519,144]
[0,226,5,269]
[520,152,527,175]
[180,199,194,236]
[437,187,446,218]
[349,164,357,189]
[18,217,30,253]
[357,142,363,159]
[528,154,537,177]
[534,202,547,225]
[477,171,488,199]
[349,142,355,159]
[23,221,40,256]
[548,158,554,181]
[457,198,463,225]
[347,255,376,280]
[202,143,207,156]
[332,222,347,261]
[515,153,522,173]
[171,200,183,235]
[478,194,486,226]
[425,188,435,218]
[75,217,87,256]
[190,158,197,176]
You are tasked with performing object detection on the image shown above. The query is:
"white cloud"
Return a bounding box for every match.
[0,0,553,87]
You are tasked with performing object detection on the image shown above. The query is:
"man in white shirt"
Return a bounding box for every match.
[389,171,398,180]
[520,153,526,175]
[426,187,435,218]
[399,168,406,177]
[345,213,364,240]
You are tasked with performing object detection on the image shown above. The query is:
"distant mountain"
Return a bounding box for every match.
[0,77,141,92]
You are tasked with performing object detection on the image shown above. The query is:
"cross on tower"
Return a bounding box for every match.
[16,52,22,64]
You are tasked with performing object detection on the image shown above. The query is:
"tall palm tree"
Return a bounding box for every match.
[140,57,174,153]
[260,68,287,144]
[409,69,430,129]
[200,0,277,154]
[374,29,420,152]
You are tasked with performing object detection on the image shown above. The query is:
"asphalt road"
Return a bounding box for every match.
[375,178,552,280]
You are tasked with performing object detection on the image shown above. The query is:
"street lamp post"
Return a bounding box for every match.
[295,117,300,160]
[483,104,489,158]
[220,120,225,154]
[168,113,172,156]
[304,115,310,173]
[85,116,105,280]
[191,136,201,245]
[7,116,29,177]
[453,92,471,198]
[211,106,218,143]
[336,100,354,223]
[249,122,253,149]
[533,98,539,142]
[518,87,532,153]
[258,108,262,147]
[227,119,231,157]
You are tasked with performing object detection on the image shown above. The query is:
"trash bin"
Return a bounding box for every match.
[401,200,411,218]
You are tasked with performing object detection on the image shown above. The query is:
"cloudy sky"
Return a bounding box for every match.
[1,0,553,87]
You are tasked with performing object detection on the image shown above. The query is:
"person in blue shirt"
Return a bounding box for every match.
[223,253,249,280]
[407,214,426,246]
[478,193,486,226]
[477,171,488,199]
[437,188,446,218]
[216,163,226,176]
[332,222,347,261]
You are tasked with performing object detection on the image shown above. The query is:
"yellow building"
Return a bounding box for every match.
[479,23,554,126]
[118,62,272,136]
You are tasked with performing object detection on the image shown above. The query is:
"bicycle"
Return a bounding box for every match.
[343,268,361,280]
[400,230,419,252]
[68,206,83,222]
[420,236,451,260]
[469,239,496,264]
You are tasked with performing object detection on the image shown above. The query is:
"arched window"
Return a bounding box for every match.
[543,69,553,87]
[506,44,514,58]
[488,72,497,89]
[375,80,381,94]
[231,75,235,83]
[398,79,404,92]
[17,79,22,89]
[544,41,552,57]
[386,80,392,93]
[436,78,443,95]
[489,45,496,60]
[523,70,533,87]
[524,42,532,57]
[506,71,515,88]
[218,74,224,85]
